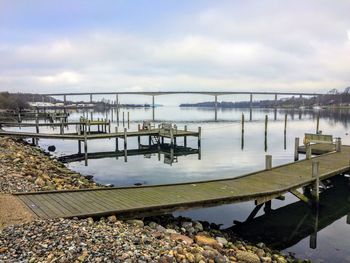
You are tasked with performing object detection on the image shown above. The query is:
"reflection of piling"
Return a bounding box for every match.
[284,114,287,150]
[294,138,299,161]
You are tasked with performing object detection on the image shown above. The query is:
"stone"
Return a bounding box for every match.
[126,219,144,227]
[165,228,177,235]
[194,235,220,249]
[34,177,45,187]
[235,251,260,263]
[170,233,194,244]
[108,215,117,223]
[215,237,228,246]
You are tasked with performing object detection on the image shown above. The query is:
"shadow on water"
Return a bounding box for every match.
[225,175,350,251]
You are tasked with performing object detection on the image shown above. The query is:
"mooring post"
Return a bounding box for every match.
[294,137,300,161]
[124,128,127,162]
[311,160,320,206]
[78,140,81,154]
[84,128,88,166]
[306,143,312,160]
[198,126,202,148]
[241,113,245,135]
[115,127,119,152]
[184,125,187,147]
[336,137,342,152]
[316,113,320,134]
[170,126,174,146]
[127,112,130,129]
[284,114,287,135]
[265,155,272,170]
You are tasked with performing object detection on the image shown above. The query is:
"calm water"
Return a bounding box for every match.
[10,107,350,262]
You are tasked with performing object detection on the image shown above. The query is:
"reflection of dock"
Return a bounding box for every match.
[58,144,200,164]
[14,145,350,219]
[227,176,350,250]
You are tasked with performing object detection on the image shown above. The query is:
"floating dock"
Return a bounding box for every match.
[14,145,350,219]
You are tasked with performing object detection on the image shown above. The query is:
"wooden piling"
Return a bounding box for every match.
[311,160,320,205]
[284,114,287,135]
[198,127,202,148]
[294,137,300,161]
[306,144,312,160]
[127,112,130,129]
[184,125,187,147]
[241,113,245,135]
[78,140,81,154]
[336,137,342,152]
[316,114,320,134]
[124,128,127,162]
[115,127,119,151]
[83,128,88,166]
[265,155,272,170]
[170,127,174,146]
[122,112,125,127]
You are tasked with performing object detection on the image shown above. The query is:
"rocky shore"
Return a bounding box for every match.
[0,137,309,262]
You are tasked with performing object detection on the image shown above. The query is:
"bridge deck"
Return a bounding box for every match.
[15,146,350,219]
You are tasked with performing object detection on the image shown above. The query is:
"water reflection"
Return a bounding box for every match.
[58,143,200,166]
[226,176,350,251]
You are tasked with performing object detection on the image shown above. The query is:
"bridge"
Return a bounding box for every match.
[37,90,325,107]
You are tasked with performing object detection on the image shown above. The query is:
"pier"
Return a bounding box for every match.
[14,144,350,219]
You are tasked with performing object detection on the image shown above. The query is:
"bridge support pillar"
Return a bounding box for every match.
[152,95,155,121]
[214,95,218,121]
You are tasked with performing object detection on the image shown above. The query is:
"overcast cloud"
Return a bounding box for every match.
[0,0,349,96]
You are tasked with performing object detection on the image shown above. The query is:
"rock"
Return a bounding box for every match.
[216,237,228,246]
[261,256,272,263]
[235,251,260,263]
[165,228,177,235]
[87,217,94,225]
[193,221,204,232]
[34,177,45,187]
[194,235,220,249]
[108,215,117,223]
[126,219,144,227]
[170,233,194,244]
[214,255,228,263]
[0,247,8,253]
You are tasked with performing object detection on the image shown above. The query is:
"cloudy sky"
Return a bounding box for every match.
[0,0,350,101]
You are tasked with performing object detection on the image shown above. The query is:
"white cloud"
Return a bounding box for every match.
[1,1,350,95]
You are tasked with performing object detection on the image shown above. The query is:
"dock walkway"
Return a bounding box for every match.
[15,146,350,219]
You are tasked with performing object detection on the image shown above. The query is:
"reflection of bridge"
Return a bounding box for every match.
[58,144,200,165]
[227,176,350,250]
[37,91,325,121]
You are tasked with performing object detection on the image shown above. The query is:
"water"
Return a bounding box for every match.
[9,107,350,262]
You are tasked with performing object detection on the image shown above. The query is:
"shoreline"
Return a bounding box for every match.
[0,137,308,262]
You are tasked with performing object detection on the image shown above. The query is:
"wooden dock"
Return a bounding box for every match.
[15,145,350,219]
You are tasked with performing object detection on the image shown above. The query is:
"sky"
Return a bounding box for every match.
[0,0,350,103]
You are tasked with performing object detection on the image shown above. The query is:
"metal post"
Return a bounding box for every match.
[265,155,272,170]
[294,137,300,161]
[124,128,127,162]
